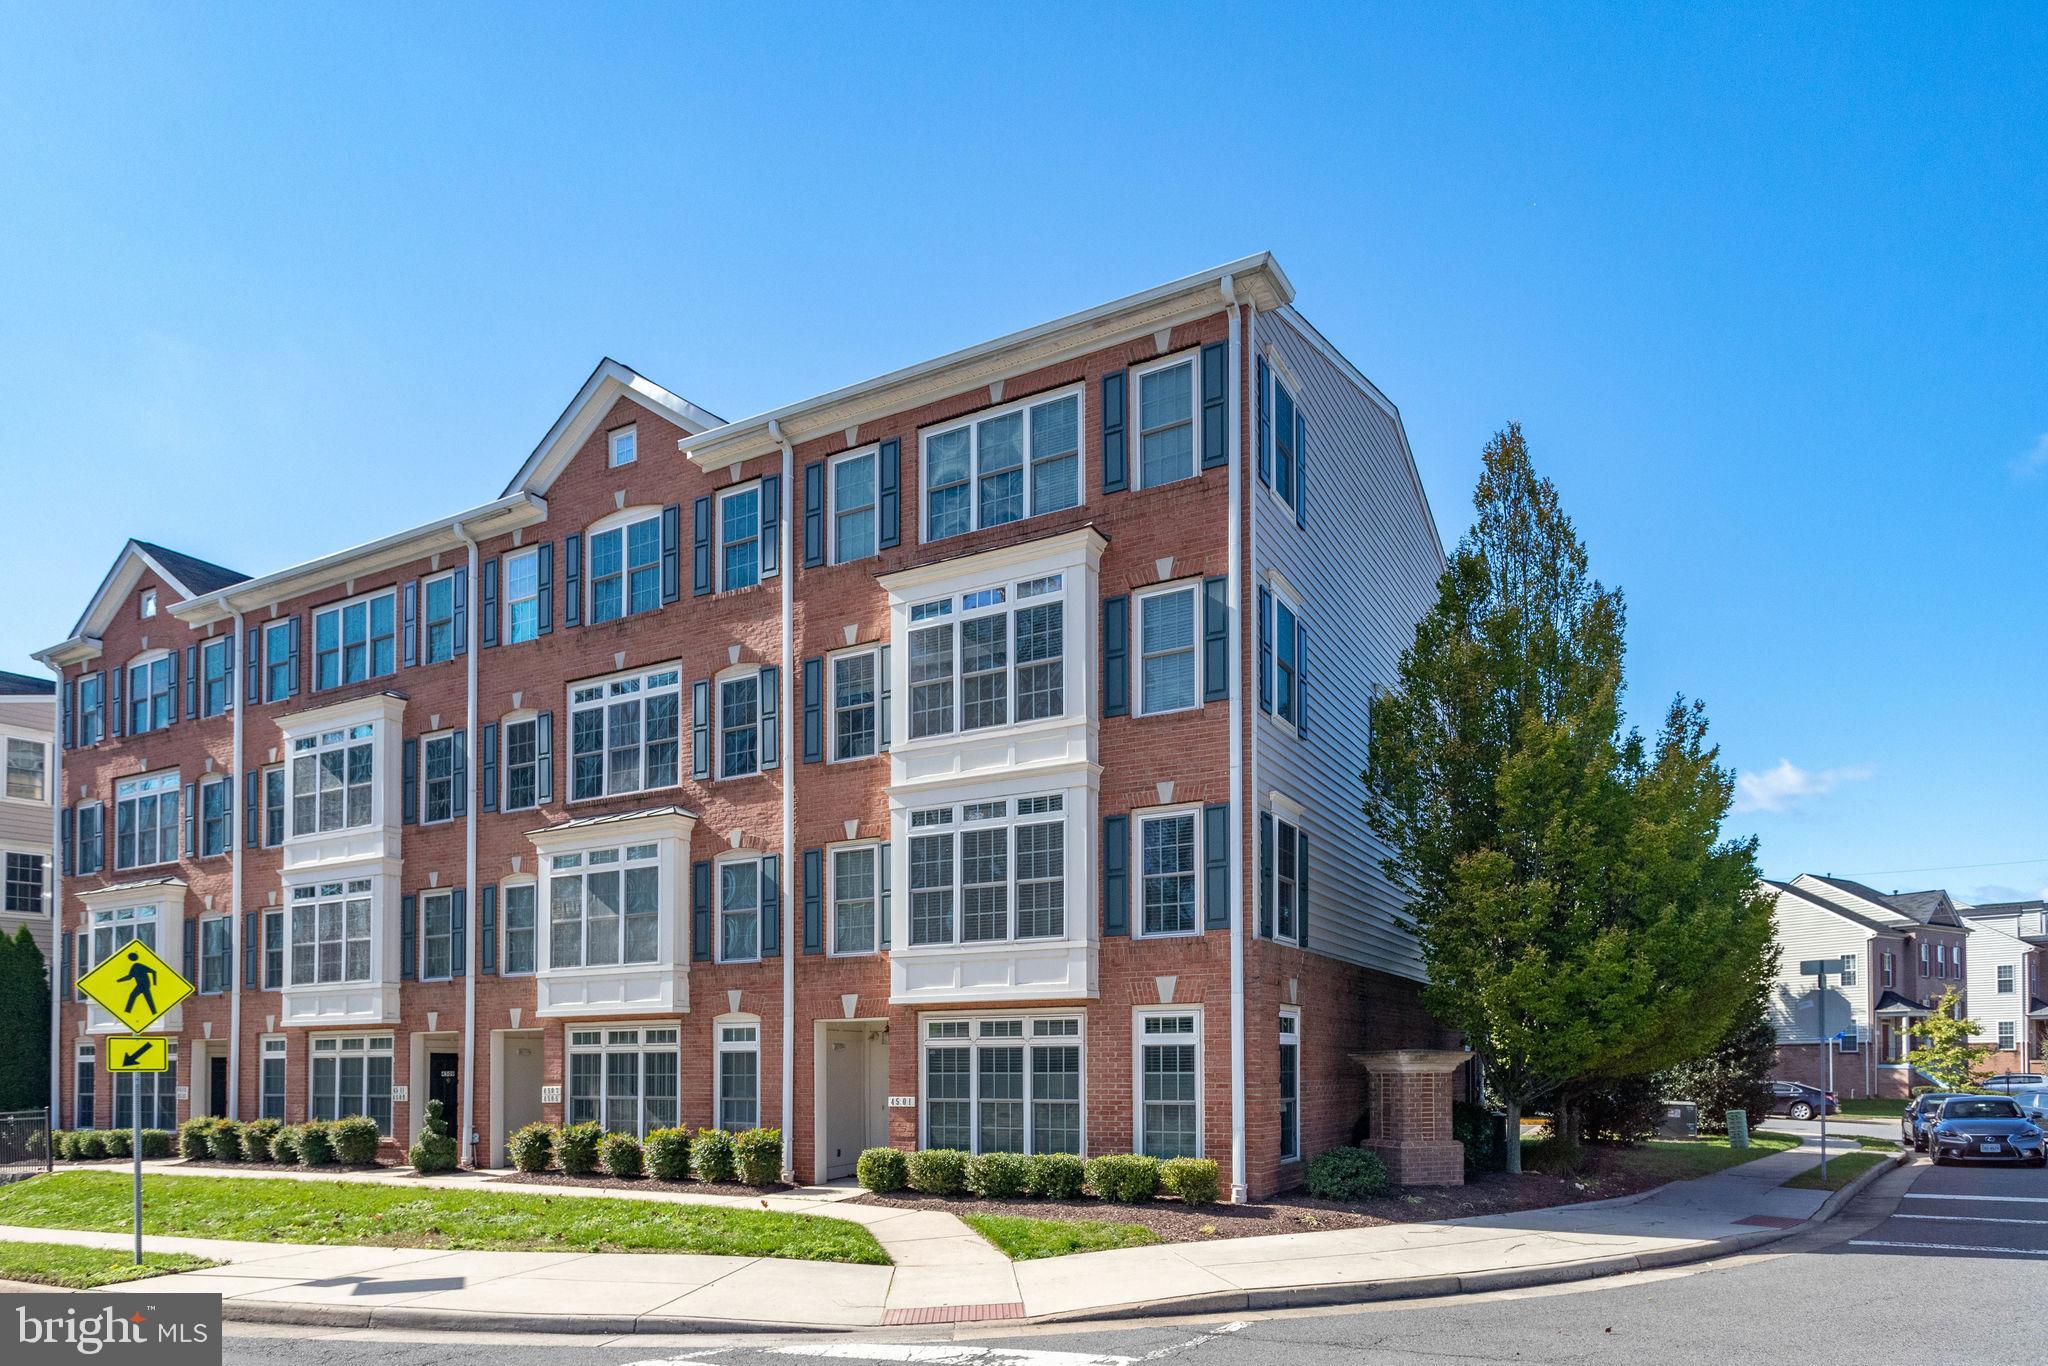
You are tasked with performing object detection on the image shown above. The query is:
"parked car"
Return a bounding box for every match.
[1979,1074,2048,1094]
[1767,1081,1838,1121]
[1928,1095,2048,1167]
[2007,1087,2048,1126]
[1903,1092,1964,1150]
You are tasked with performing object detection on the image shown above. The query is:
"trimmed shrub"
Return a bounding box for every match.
[855,1146,909,1194]
[906,1147,969,1196]
[1084,1153,1160,1204]
[557,1121,603,1177]
[966,1150,1032,1198]
[508,1122,556,1175]
[332,1116,381,1165]
[47,1131,69,1160]
[1026,1151,1087,1199]
[139,1129,175,1161]
[101,1128,133,1160]
[1306,1146,1390,1202]
[269,1125,302,1165]
[297,1121,337,1166]
[206,1120,245,1162]
[644,1127,691,1181]
[408,1099,460,1174]
[689,1127,735,1183]
[176,1118,213,1161]
[1159,1157,1220,1206]
[73,1131,108,1161]
[733,1127,783,1186]
[601,1131,645,1179]
[1452,1102,1507,1177]
[241,1118,283,1163]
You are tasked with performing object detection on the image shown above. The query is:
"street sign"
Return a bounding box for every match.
[77,939,193,1032]
[1798,957,1844,977]
[106,1036,169,1073]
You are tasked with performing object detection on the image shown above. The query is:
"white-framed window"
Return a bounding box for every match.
[260,1037,287,1120]
[200,636,233,717]
[922,386,1082,541]
[5,851,45,916]
[502,714,542,810]
[546,843,660,969]
[503,547,541,645]
[719,673,760,778]
[568,664,681,801]
[1838,1028,1860,1054]
[1278,1009,1301,1163]
[719,483,763,591]
[313,588,398,690]
[568,1024,679,1138]
[1883,951,1895,988]
[263,619,293,702]
[907,573,1064,739]
[1271,370,1299,507]
[262,765,286,846]
[421,571,460,665]
[608,424,638,468]
[1919,941,1929,976]
[4,736,46,802]
[830,649,879,761]
[197,775,230,857]
[922,1013,1083,1155]
[290,723,375,836]
[1137,808,1199,938]
[115,1042,177,1131]
[75,802,105,876]
[830,843,881,956]
[262,908,283,989]
[908,794,1064,946]
[139,588,157,619]
[1136,582,1200,716]
[831,446,879,563]
[76,673,105,745]
[419,889,455,980]
[198,915,231,994]
[126,652,174,734]
[289,878,374,985]
[420,731,459,825]
[309,1034,394,1134]
[1134,1008,1202,1159]
[1270,813,1302,945]
[715,1020,760,1132]
[1133,352,1198,489]
[1840,953,1857,987]
[114,772,179,869]
[1936,944,1946,977]
[589,510,662,624]
[718,855,762,963]
[1997,964,2016,993]
[73,1041,96,1129]
[501,881,538,975]
[1269,586,1302,728]
[1999,1020,2017,1051]
[89,904,159,975]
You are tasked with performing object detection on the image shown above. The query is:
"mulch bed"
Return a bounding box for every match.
[484,1170,795,1197]
[172,1160,391,1173]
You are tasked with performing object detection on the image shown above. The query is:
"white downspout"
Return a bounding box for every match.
[1223,276,1250,1204]
[48,664,64,1127]
[769,420,797,1182]
[454,521,481,1166]
[228,611,245,1119]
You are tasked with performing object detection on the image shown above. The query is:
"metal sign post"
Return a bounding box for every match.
[1799,957,1844,1184]
[79,944,192,1266]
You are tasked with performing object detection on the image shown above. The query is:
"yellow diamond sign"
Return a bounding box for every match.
[77,939,193,1032]
[107,1035,170,1073]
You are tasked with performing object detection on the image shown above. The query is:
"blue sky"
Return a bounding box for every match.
[2,6,2042,898]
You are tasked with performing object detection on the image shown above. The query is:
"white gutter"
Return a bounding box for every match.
[228,611,245,1119]
[1223,276,1249,1204]
[769,419,797,1182]
[454,521,481,1167]
[48,669,63,1127]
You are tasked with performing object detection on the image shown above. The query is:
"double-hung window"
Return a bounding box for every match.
[309,1034,393,1134]
[719,485,762,591]
[831,650,878,760]
[589,513,661,624]
[1997,964,2016,993]
[289,879,373,985]
[832,448,878,562]
[262,908,283,989]
[114,773,179,869]
[908,795,1065,946]
[199,916,231,993]
[718,857,761,962]
[200,637,232,717]
[420,732,458,824]
[922,389,1081,541]
[831,845,880,955]
[76,674,104,745]
[1271,592,1300,727]
[1272,375,1298,505]
[262,766,285,845]
[1137,583,1199,715]
[264,620,293,702]
[260,1039,287,1120]
[127,655,174,733]
[907,575,1064,739]
[1135,354,1196,488]
[313,590,397,690]
[502,882,537,974]
[74,1043,96,1129]
[4,737,45,801]
[503,716,540,810]
[1840,953,1857,987]
[1270,815,1301,944]
[568,665,681,801]
[290,724,375,836]
[419,889,454,979]
[198,775,230,856]
[503,548,541,644]
[719,674,760,778]
[716,1022,759,1131]
[422,572,459,664]
[4,852,44,915]
[567,1025,678,1138]
[1278,1011,1301,1163]
[546,844,660,969]
[75,803,104,876]
[922,1015,1082,1155]
[1138,810,1198,937]
[1136,1010,1201,1159]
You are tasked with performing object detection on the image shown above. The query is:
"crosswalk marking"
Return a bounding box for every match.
[1894,1213,2048,1227]
[1902,1192,2048,1204]
[1850,1238,2048,1257]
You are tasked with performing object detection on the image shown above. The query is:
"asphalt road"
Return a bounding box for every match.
[220,1157,2045,1366]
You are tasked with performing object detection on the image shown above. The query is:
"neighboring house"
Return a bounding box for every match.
[0,670,55,964]
[34,256,1460,1197]
[1960,900,2047,1078]
[1764,874,1973,1098]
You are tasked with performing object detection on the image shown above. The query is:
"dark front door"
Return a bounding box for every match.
[208,1056,229,1118]
[428,1052,460,1126]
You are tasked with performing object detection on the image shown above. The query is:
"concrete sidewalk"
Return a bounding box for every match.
[0,1134,1899,1332]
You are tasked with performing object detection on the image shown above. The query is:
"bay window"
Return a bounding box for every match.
[922,388,1080,541]
[89,903,158,972]
[546,843,660,969]
[907,574,1064,739]
[716,1021,760,1132]
[569,665,681,801]
[313,589,397,690]
[289,879,373,986]
[1135,1010,1201,1159]
[290,724,375,836]
[568,1025,678,1138]
[831,844,880,955]
[1134,354,1196,488]
[114,772,179,869]
[908,795,1064,946]
[309,1034,393,1134]
[922,1015,1082,1154]
[590,514,661,623]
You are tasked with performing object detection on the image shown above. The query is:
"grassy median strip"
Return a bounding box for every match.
[961,1213,1162,1260]
[1781,1151,1889,1191]
[0,1172,888,1265]
[0,1241,217,1289]
[1834,1098,1903,1120]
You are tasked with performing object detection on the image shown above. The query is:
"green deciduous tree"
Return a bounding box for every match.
[1365,424,1775,1172]
[1664,977,1779,1133]
[1910,988,1992,1092]
[0,927,52,1111]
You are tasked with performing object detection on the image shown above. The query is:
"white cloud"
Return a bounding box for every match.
[1734,759,1875,814]
[2011,432,2048,479]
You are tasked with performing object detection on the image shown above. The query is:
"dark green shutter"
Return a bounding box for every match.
[802,848,824,954]
[451,728,467,817]
[1295,412,1307,528]
[1100,370,1127,492]
[451,888,467,977]
[761,854,781,957]
[1200,341,1227,469]
[182,917,197,978]
[1296,622,1309,736]
[244,771,259,848]
[1258,813,1274,938]
[182,783,196,858]
[452,565,469,655]
[1202,576,1228,702]
[536,541,554,635]
[183,645,197,719]
[1102,595,1129,717]
[400,896,416,980]
[245,628,261,703]
[691,681,711,780]
[661,503,682,603]
[691,860,712,960]
[1256,355,1271,485]
[480,885,497,973]
[691,497,712,595]
[563,534,583,625]
[401,739,418,824]
[402,581,419,666]
[1102,814,1129,936]
[286,614,301,695]
[760,474,781,577]
[1296,833,1308,947]
[481,556,500,647]
[759,666,780,768]
[61,678,74,749]
[1257,586,1272,713]
[803,461,826,567]
[60,806,73,875]
[480,722,499,812]
[535,711,553,803]
[878,439,901,549]
[1203,803,1230,930]
[243,911,259,987]
[802,657,823,763]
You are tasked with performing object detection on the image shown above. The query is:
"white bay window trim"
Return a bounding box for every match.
[277,694,405,875]
[78,880,187,1034]
[529,807,695,1019]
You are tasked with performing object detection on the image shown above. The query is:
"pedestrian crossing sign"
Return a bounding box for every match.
[106,1035,170,1073]
[76,939,193,1032]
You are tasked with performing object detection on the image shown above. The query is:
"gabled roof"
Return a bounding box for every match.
[1780,876,1908,932]
[0,671,55,696]
[1883,888,1964,927]
[1961,899,2047,919]
[133,542,248,597]
[500,358,724,498]
[1874,990,1932,1016]
[55,539,249,649]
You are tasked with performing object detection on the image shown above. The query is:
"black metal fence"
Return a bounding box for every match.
[0,1107,53,1175]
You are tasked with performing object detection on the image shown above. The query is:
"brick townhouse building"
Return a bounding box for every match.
[36,255,1460,1199]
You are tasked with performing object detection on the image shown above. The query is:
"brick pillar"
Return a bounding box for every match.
[1353,1049,1470,1186]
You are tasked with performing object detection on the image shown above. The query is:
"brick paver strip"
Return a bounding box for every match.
[883,1302,1027,1325]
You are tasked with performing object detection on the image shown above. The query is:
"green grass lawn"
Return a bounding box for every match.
[1852,1135,1902,1152]
[0,1172,887,1265]
[960,1212,1161,1260]
[1781,1150,1891,1191]
[0,1241,216,1289]
[1524,1129,1801,1184]
[1835,1098,1906,1119]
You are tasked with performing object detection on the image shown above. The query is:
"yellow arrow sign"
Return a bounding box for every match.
[77,939,193,1032]
[106,1035,170,1073]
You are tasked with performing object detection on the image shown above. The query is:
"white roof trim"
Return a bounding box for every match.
[500,358,724,497]
[61,541,212,647]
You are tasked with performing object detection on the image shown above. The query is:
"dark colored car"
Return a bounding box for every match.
[1904,1092,1964,1150]
[1767,1081,1838,1121]
[1981,1074,2048,1095]
[1928,1096,2048,1166]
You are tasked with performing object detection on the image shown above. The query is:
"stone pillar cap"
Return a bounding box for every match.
[1349,1048,1473,1074]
